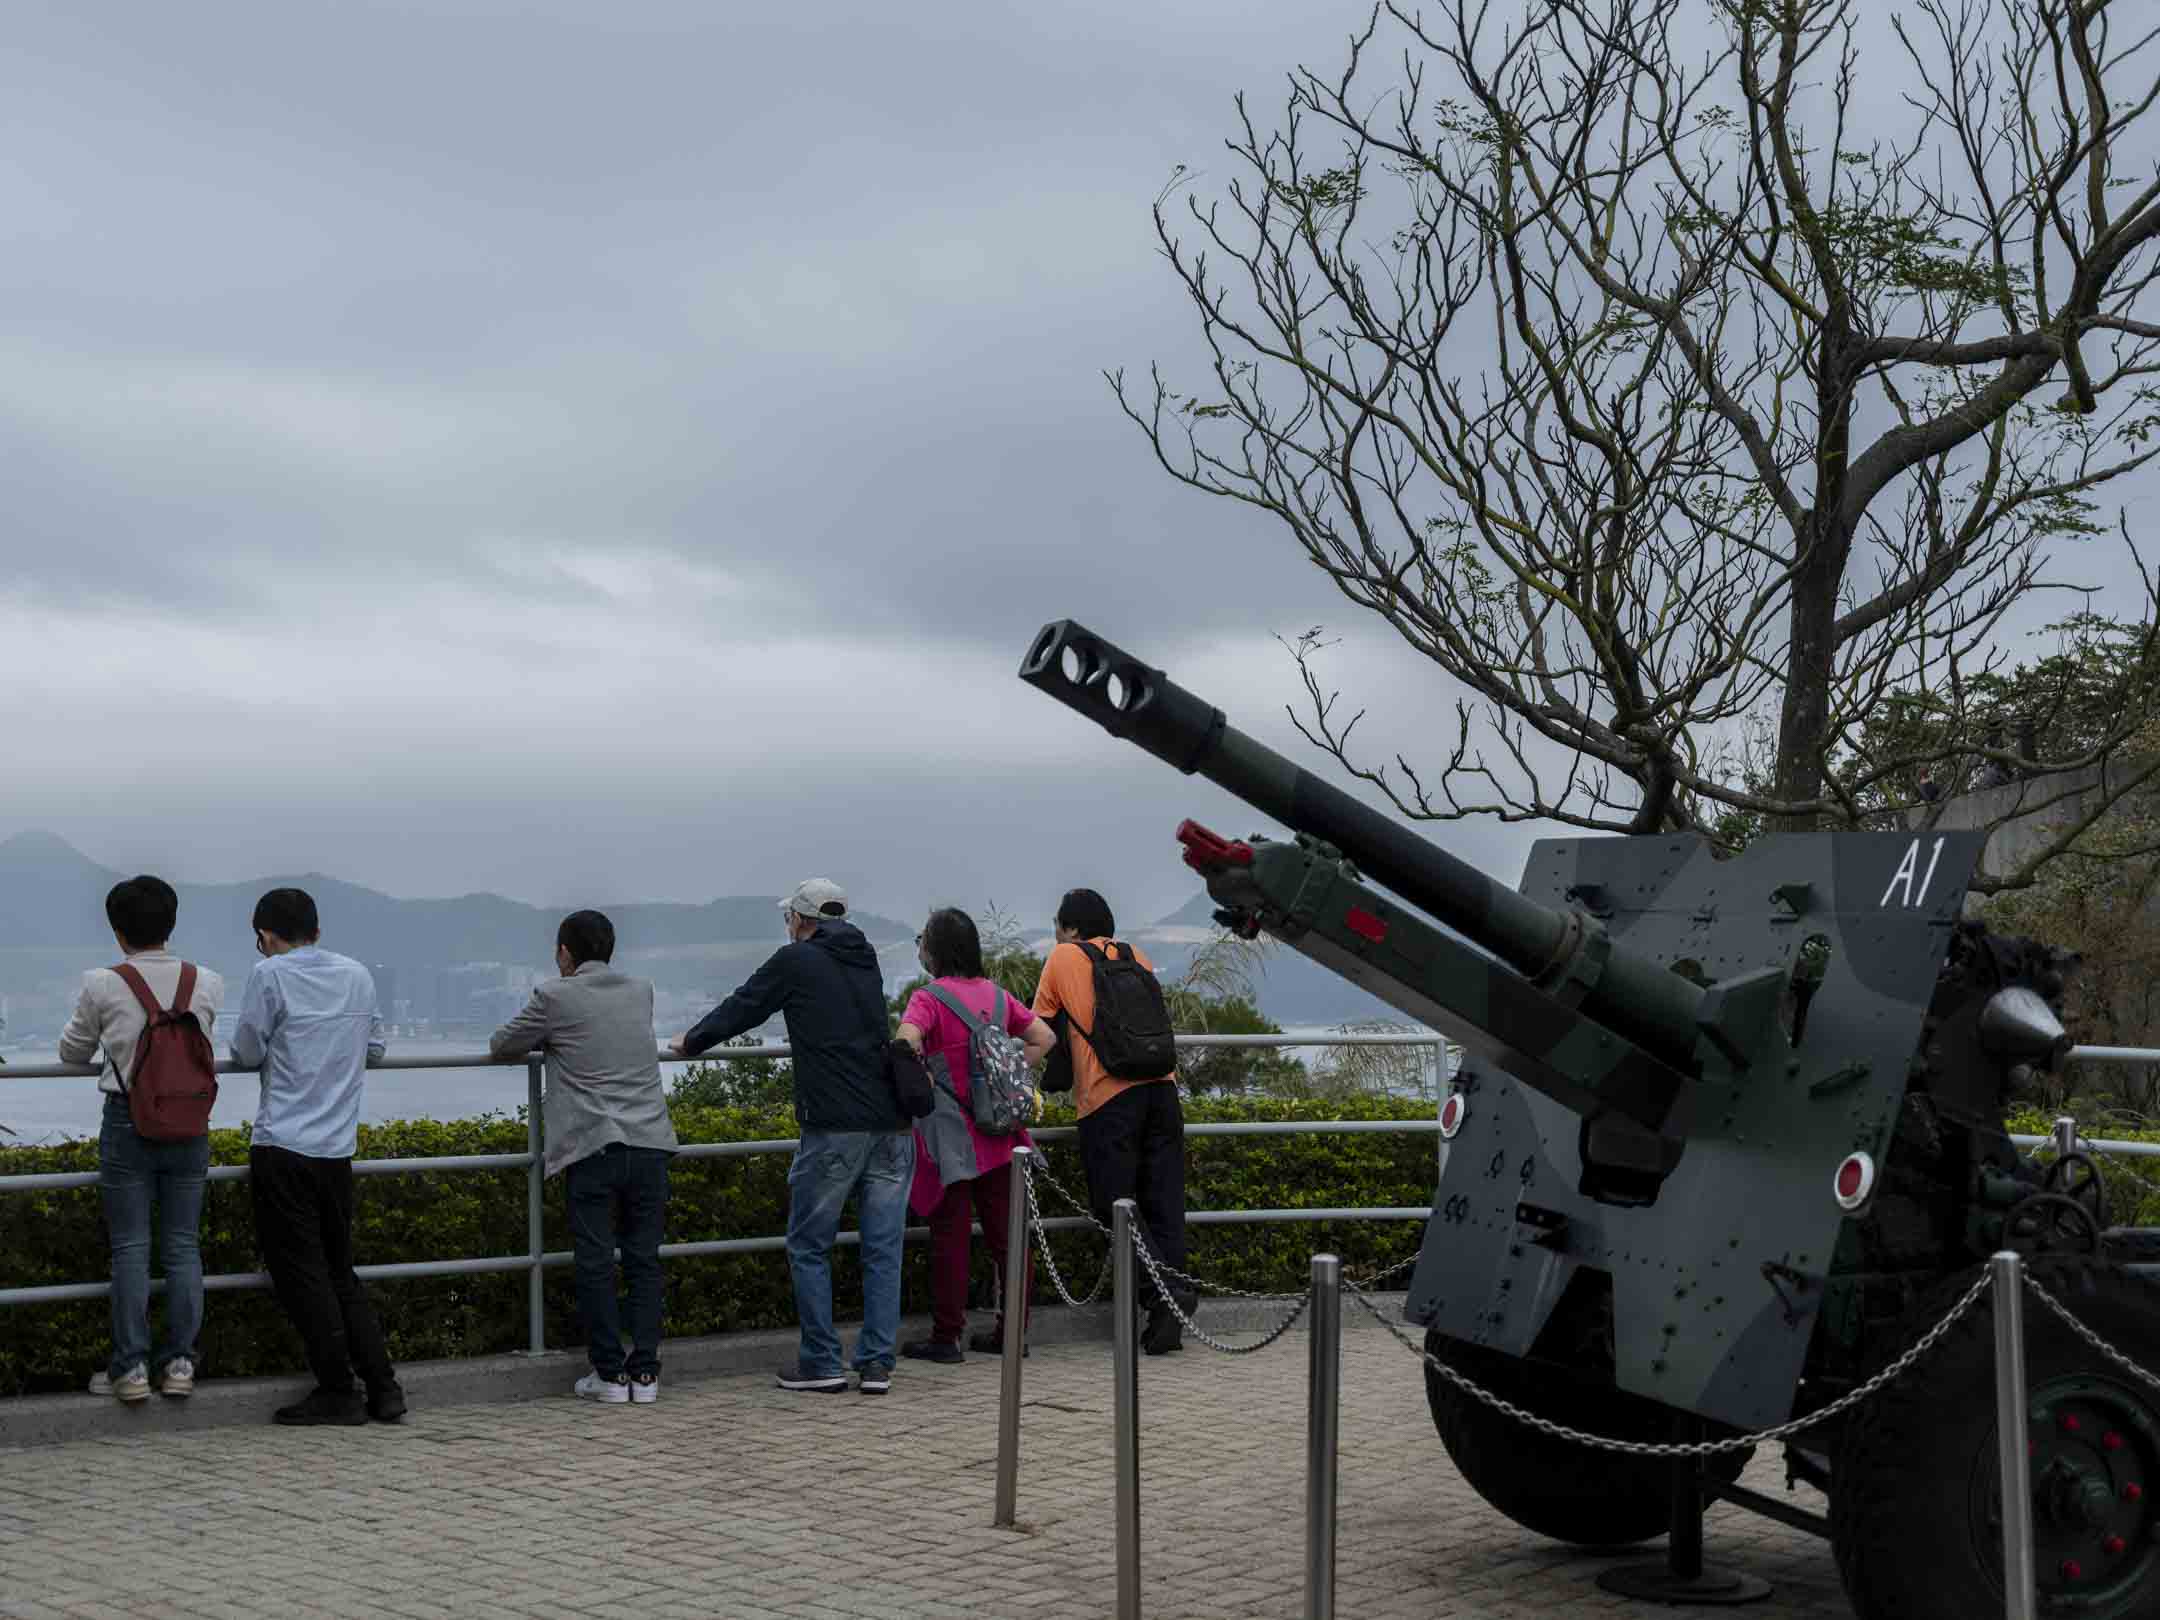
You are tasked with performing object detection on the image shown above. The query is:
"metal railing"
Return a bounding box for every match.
[0,1034,1450,1344]
[8,1032,2157,1339]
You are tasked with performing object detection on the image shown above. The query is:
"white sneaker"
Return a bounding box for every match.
[630,1372,659,1405]
[574,1370,629,1404]
[160,1358,195,1398]
[111,1363,151,1404]
[87,1370,111,1397]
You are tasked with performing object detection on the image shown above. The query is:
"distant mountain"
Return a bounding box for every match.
[0,830,907,955]
[1154,892,1222,928]
[0,831,909,1038]
[0,834,1406,1040]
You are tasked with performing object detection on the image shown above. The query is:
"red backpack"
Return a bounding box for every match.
[110,963,219,1141]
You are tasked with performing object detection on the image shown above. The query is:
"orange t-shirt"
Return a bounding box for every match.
[1032,939,1177,1118]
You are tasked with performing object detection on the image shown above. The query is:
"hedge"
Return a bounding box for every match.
[0,1095,1439,1396]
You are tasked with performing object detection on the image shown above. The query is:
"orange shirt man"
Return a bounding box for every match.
[1032,887,1194,1352]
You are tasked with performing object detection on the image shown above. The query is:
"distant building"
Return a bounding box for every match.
[369,964,399,1019]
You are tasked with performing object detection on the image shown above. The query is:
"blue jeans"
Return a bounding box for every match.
[99,1094,210,1378]
[564,1145,671,1378]
[785,1129,915,1376]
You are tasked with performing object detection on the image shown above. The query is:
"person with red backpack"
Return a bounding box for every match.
[1030,887,1196,1355]
[57,876,225,1404]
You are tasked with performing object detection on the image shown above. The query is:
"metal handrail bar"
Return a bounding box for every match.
[2010,1134,2160,1159]
[0,1208,1427,1307]
[9,1022,2153,1343]
[0,1152,534,1194]
[0,1121,1444,1196]
[15,1113,2154,1190]
[1,1029,1448,1326]
[0,1029,1451,1083]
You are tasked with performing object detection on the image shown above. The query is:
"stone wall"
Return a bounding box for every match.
[1915,761,2130,881]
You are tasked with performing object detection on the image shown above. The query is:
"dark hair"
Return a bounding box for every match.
[557,909,615,969]
[105,876,178,952]
[919,908,985,979]
[1056,887,1116,939]
[252,887,320,945]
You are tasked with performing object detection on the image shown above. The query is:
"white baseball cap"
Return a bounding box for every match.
[779,878,849,921]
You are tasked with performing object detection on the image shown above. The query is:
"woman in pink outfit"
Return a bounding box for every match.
[894,909,1055,1361]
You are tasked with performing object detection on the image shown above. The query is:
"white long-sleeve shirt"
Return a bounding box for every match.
[57,949,224,1094]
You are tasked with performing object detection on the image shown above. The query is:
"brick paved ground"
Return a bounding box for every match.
[0,1314,1853,1620]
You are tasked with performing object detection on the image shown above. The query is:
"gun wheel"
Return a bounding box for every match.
[1422,1330,1750,1548]
[1830,1257,2160,1620]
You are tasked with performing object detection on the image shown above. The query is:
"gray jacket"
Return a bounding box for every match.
[490,963,679,1177]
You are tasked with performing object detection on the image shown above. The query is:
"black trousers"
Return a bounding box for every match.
[249,1145,396,1395]
[1077,1080,1189,1309]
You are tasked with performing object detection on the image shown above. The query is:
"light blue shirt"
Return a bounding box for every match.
[230,946,385,1159]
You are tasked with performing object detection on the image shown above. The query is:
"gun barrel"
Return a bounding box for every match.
[1020,620,1706,1069]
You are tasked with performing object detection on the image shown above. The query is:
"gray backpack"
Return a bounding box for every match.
[924,984,1037,1138]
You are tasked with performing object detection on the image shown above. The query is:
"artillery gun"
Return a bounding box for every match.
[1022,620,2160,1620]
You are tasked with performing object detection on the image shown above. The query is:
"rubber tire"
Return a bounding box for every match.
[1423,1330,1752,1548]
[1830,1256,2160,1620]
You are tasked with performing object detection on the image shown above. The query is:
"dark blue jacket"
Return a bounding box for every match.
[682,921,902,1132]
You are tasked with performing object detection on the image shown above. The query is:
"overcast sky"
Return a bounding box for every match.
[0,0,1543,928]
[2,2,2145,933]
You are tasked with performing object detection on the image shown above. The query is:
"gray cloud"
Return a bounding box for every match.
[18,1,2120,940]
[0,1,1547,933]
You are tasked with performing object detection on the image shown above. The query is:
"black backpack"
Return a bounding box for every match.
[1069,942,1178,1080]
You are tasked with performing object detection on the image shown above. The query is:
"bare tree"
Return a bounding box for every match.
[1163,929,1310,1093]
[1118,0,2160,881]
[1309,1021,1451,1102]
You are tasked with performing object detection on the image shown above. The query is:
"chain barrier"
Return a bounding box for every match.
[1018,1156,1422,1298]
[1348,1251,1422,1289]
[1020,1125,2160,1487]
[1128,1225,1314,1354]
[2032,1125,2155,1190]
[1023,1158,1296,1301]
[2023,1274,2160,1396]
[1340,1269,1996,1459]
[1019,1155,1111,1307]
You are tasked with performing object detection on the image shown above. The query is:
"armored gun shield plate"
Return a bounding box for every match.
[1398,830,1987,1430]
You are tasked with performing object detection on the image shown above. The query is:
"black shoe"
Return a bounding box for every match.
[967,1327,1028,1357]
[900,1338,964,1364]
[858,1366,893,1395]
[1143,1305,1184,1357]
[367,1381,408,1423]
[274,1388,368,1426]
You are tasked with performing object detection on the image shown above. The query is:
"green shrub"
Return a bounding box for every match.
[2007,1107,2160,1227]
[0,1095,1439,1395]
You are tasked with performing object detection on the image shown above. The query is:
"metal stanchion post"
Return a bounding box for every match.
[1432,1045,1448,1183]
[1992,1251,2037,1620]
[994,1147,1033,1528]
[525,1055,545,1355]
[2053,1115,2078,1161]
[1114,1197,1142,1620]
[1305,1253,1341,1620]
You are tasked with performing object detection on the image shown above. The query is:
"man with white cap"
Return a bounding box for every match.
[671,879,913,1395]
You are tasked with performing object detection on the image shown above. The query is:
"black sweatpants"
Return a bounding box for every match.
[249,1145,396,1395]
[1077,1080,1189,1309]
